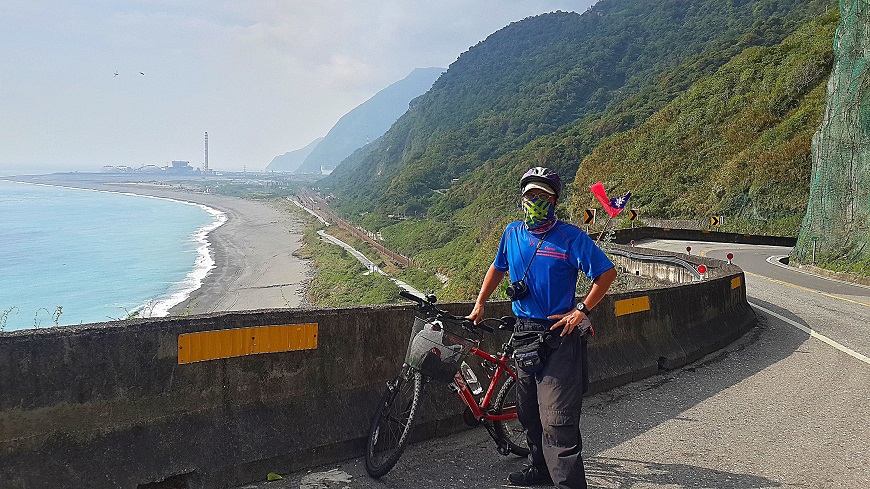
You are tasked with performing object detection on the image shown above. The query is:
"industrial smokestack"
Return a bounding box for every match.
[204,132,209,173]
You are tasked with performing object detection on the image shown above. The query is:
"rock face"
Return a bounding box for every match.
[795,0,870,266]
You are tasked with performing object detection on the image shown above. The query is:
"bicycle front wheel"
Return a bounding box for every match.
[364,369,423,478]
[492,374,530,456]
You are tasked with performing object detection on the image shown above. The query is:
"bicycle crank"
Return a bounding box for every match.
[462,406,479,427]
[481,421,512,456]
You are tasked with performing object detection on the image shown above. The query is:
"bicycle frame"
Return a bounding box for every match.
[366,290,526,478]
[452,345,517,422]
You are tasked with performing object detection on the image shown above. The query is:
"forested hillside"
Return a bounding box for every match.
[570,10,837,235]
[315,0,838,300]
[322,0,832,216]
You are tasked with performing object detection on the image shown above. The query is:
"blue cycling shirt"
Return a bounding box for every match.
[493,220,614,320]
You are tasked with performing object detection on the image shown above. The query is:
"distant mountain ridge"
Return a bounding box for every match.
[266,137,323,172]
[292,67,445,175]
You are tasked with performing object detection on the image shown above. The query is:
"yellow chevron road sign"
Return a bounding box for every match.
[584,208,596,225]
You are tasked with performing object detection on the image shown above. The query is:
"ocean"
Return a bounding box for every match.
[0,180,225,332]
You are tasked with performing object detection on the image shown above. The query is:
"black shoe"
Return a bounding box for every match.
[508,465,553,486]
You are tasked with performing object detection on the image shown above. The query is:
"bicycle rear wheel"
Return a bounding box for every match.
[492,375,529,456]
[364,368,423,478]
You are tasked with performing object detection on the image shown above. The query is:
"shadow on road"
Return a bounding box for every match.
[582,296,809,455]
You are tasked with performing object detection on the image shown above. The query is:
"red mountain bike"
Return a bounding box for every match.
[364,290,528,478]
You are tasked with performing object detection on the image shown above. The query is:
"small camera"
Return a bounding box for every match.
[505,280,529,301]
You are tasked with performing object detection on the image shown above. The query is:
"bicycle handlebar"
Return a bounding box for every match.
[398,291,513,334]
[399,289,424,303]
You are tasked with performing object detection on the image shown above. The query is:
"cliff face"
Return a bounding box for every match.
[794,0,870,268]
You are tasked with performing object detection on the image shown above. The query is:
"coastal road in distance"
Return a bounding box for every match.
[239,240,869,489]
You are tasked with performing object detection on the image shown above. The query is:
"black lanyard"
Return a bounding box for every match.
[516,228,550,283]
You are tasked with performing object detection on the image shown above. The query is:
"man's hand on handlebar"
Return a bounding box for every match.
[400,292,494,332]
[466,302,485,325]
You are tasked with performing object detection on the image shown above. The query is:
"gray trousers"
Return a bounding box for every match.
[516,318,590,489]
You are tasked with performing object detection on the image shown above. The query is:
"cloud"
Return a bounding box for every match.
[0,0,594,173]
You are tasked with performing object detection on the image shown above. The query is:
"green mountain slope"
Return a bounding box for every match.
[322,0,832,220]
[569,8,838,235]
[314,0,838,300]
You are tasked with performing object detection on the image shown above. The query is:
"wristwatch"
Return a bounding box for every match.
[576,302,590,315]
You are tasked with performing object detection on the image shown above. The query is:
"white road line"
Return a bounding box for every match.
[765,255,870,290]
[744,270,870,307]
[749,301,870,366]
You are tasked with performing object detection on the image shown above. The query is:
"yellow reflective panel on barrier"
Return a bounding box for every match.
[177,323,318,364]
[614,296,651,317]
[732,276,742,289]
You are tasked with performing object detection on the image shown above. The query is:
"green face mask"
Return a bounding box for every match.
[522,197,554,229]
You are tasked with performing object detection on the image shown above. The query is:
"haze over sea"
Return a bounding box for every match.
[0,180,225,332]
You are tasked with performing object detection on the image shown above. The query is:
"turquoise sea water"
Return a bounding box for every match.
[0,180,225,332]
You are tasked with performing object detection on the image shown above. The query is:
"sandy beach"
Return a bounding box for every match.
[18,175,312,316]
[158,189,312,315]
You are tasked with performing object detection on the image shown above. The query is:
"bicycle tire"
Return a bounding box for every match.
[492,375,530,456]
[364,369,423,478]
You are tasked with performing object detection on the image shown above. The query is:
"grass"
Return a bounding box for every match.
[284,203,402,306]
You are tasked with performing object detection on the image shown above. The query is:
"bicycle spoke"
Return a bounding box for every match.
[492,375,530,457]
[366,370,423,477]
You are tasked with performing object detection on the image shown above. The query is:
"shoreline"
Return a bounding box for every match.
[13,176,313,317]
[147,200,227,317]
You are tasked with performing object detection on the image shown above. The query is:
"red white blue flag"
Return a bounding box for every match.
[589,181,631,218]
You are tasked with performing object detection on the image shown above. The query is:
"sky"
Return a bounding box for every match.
[0,1,597,175]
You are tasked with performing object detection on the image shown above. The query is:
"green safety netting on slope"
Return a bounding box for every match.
[794,0,870,267]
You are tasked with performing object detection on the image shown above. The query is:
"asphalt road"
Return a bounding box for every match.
[240,240,869,489]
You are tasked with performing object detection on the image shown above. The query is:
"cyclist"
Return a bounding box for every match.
[467,166,616,488]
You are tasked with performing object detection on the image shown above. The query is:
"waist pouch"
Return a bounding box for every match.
[511,319,571,374]
[511,331,549,374]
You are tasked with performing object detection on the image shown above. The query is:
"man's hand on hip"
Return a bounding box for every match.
[547,309,586,336]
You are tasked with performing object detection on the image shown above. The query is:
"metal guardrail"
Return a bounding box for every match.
[607,247,703,280]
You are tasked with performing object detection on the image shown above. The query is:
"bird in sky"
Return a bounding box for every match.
[139,72,145,75]
[114,71,119,77]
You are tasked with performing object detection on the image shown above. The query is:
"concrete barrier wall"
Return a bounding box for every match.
[0,250,755,489]
[603,226,797,247]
